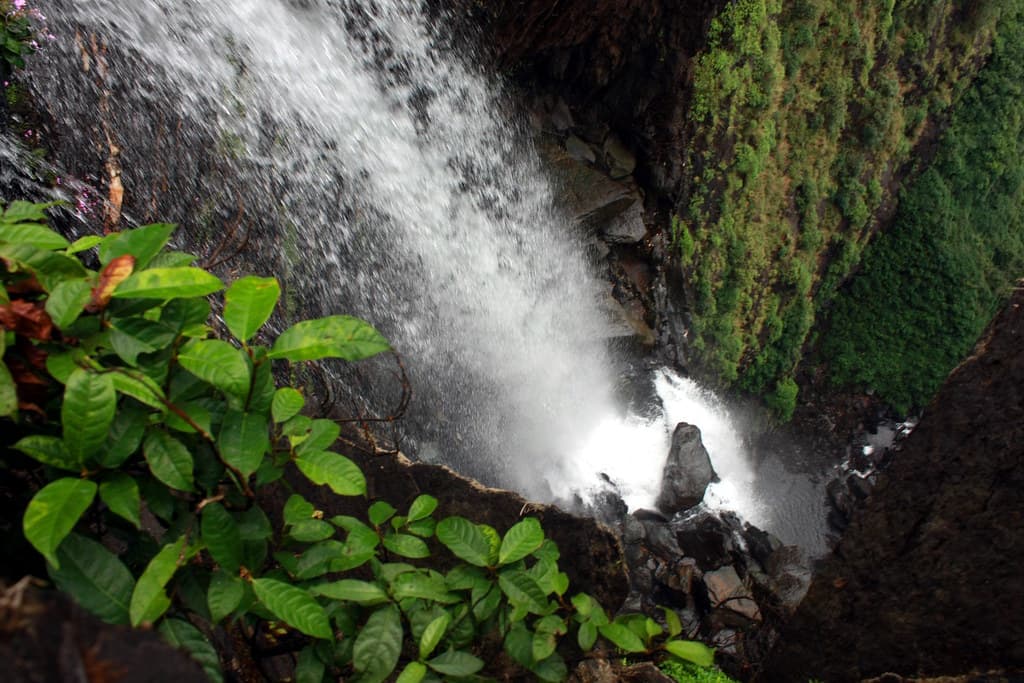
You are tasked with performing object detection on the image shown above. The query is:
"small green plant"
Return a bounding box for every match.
[660,659,739,683]
[0,201,716,681]
[1,1,37,71]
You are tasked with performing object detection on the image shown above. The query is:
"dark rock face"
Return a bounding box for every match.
[762,284,1024,681]
[656,422,716,515]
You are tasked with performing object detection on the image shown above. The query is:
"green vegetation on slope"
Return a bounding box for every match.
[674,0,1002,417]
[818,3,1024,413]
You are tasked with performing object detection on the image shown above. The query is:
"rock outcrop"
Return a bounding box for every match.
[762,283,1024,681]
[655,422,716,515]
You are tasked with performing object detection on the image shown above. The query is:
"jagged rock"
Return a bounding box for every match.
[764,545,811,614]
[675,510,736,569]
[639,516,683,559]
[742,523,783,566]
[603,135,637,179]
[566,135,597,163]
[655,423,716,515]
[570,659,618,683]
[703,565,762,621]
[600,200,647,243]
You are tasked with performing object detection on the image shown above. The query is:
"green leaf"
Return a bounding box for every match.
[177,339,251,400]
[480,524,501,566]
[498,569,549,615]
[224,276,280,342]
[202,503,242,573]
[99,474,140,528]
[99,223,175,270]
[23,478,97,568]
[294,419,340,454]
[578,620,598,650]
[499,517,544,566]
[112,267,223,300]
[664,639,716,667]
[406,518,436,539]
[662,607,683,638]
[532,615,567,662]
[419,613,451,660]
[2,201,54,222]
[45,279,91,328]
[295,646,326,683]
[236,506,272,540]
[0,220,70,249]
[159,617,224,683]
[427,649,484,677]
[407,494,438,522]
[208,570,245,623]
[268,315,390,362]
[109,317,178,366]
[284,494,316,526]
[12,435,78,471]
[100,403,147,468]
[66,235,104,255]
[599,622,647,653]
[309,579,389,606]
[62,368,116,464]
[353,605,402,683]
[218,409,269,477]
[435,517,491,567]
[294,451,366,496]
[390,572,457,603]
[368,501,397,526]
[252,578,332,639]
[271,387,304,423]
[110,369,167,410]
[48,533,134,625]
[504,623,534,668]
[395,662,427,683]
[532,653,569,682]
[0,242,88,291]
[382,533,430,559]
[0,360,14,418]
[289,519,335,544]
[130,536,187,626]
[143,430,195,492]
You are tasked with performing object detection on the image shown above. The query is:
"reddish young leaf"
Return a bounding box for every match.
[88,254,135,311]
[0,300,54,340]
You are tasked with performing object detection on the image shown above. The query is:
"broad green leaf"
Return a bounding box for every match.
[48,533,133,625]
[12,435,78,471]
[407,518,436,539]
[662,607,684,638]
[109,317,177,366]
[62,368,116,464]
[177,339,250,399]
[499,570,549,615]
[294,451,366,496]
[110,369,167,410]
[504,623,534,668]
[427,650,484,677]
[599,622,647,653]
[271,387,304,423]
[224,276,280,342]
[435,516,490,567]
[284,494,316,526]
[533,615,567,662]
[289,519,335,543]
[395,662,427,683]
[99,223,175,269]
[532,653,569,682]
[161,297,210,332]
[664,639,716,667]
[499,517,544,566]
[391,572,457,603]
[472,583,502,621]
[419,613,451,660]
[0,241,87,291]
[99,474,140,528]
[294,419,340,454]
[295,540,346,579]
[368,501,397,527]
[407,494,438,522]
[353,605,402,683]
[0,220,69,249]
[130,536,187,626]
[23,478,97,567]
[382,533,430,559]
[202,503,242,573]
[143,431,195,492]
[2,200,53,222]
[480,524,501,566]
[208,570,245,623]
[268,315,390,362]
[148,251,196,268]
[252,578,332,639]
[112,267,222,300]
[236,506,272,540]
[45,279,91,328]
[100,403,147,468]
[67,235,104,254]
[0,361,13,418]
[218,410,269,477]
[45,350,79,384]
[578,620,598,650]
[309,579,389,606]
[295,646,326,683]
[159,617,224,683]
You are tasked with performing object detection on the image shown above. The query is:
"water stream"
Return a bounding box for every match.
[15,0,831,553]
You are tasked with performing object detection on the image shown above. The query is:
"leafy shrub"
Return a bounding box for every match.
[0,204,716,681]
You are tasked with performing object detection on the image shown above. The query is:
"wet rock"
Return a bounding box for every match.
[703,565,762,621]
[742,523,783,566]
[640,515,683,559]
[566,135,597,163]
[603,134,637,179]
[655,423,717,516]
[601,200,647,243]
[764,545,812,614]
[570,658,618,683]
[675,510,736,569]
[617,663,676,682]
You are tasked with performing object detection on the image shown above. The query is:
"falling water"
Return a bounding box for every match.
[17,0,829,549]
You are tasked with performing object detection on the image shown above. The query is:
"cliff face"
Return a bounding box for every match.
[762,284,1024,681]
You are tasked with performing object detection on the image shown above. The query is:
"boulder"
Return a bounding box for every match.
[603,135,637,179]
[566,135,597,163]
[703,565,762,621]
[655,423,717,515]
